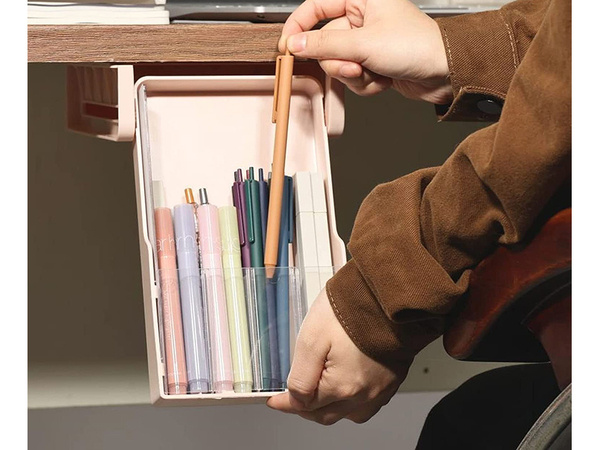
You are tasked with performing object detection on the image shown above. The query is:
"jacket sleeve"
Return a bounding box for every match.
[435,0,551,121]
[326,0,571,373]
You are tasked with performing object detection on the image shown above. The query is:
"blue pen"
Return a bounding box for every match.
[259,168,280,388]
[276,176,293,386]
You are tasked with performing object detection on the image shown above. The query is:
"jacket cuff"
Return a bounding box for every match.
[435,10,517,121]
[326,259,445,374]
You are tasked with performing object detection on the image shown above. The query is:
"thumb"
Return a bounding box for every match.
[285,326,330,407]
[286,29,366,64]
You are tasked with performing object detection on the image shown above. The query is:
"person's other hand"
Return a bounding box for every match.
[278,0,452,104]
[266,288,408,425]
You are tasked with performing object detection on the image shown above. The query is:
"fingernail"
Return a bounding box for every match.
[287,34,307,53]
[278,35,286,52]
[340,64,359,78]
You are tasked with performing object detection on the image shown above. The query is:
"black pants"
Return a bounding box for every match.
[416,363,560,450]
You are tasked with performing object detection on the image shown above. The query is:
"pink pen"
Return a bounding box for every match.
[197,188,234,392]
[154,181,188,395]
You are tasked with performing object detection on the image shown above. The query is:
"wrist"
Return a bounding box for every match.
[429,19,451,85]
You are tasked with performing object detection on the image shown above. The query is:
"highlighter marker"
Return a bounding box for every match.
[219,206,254,393]
[174,203,211,393]
[196,188,234,393]
[153,181,188,395]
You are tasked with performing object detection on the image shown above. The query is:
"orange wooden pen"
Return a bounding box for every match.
[264,49,294,278]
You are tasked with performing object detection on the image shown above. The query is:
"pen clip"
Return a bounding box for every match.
[287,177,294,243]
[232,183,247,246]
[245,181,255,244]
[272,55,283,123]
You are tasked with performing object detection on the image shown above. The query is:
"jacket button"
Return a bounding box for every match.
[477,99,502,115]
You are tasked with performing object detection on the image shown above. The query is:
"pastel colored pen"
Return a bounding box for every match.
[258,168,269,253]
[197,188,234,393]
[174,203,211,393]
[153,181,188,395]
[276,176,293,386]
[219,206,254,393]
[244,168,272,390]
[265,49,294,277]
[232,169,251,268]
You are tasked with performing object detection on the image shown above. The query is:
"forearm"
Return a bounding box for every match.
[327,0,571,372]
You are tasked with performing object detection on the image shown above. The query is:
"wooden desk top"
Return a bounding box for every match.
[28,24,284,63]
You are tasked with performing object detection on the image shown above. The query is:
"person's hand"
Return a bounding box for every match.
[266,288,409,425]
[278,0,453,104]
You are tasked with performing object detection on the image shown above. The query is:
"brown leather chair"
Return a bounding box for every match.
[443,208,571,449]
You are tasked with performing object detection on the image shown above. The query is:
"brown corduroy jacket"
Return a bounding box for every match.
[326,0,571,373]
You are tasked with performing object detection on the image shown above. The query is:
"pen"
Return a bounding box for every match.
[265,49,294,277]
[197,188,234,393]
[258,168,269,253]
[232,169,251,268]
[219,205,254,393]
[153,181,188,395]
[259,168,281,388]
[276,176,294,386]
[245,168,273,390]
[174,202,211,393]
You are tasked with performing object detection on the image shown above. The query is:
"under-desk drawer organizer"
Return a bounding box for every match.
[67,64,347,405]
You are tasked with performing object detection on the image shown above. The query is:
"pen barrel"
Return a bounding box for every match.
[265,55,294,270]
[246,180,272,388]
[197,203,234,392]
[219,206,254,393]
[154,207,188,395]
[174,204,212,393]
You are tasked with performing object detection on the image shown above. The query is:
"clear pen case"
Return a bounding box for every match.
[67,65,347,405]
[155,266,337,399]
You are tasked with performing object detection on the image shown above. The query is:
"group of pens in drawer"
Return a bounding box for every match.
[152,167,333,395]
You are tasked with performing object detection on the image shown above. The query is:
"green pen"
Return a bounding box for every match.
[245,168,272,390]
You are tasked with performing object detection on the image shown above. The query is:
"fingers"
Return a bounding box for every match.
[295,17,390,96]
[286,28,367,64]
[279,0,349,52]
[266,392,297,412]
[345,385,397,424]
[297,400,356,426]
[321,61,392,96]
[285,321,330,407]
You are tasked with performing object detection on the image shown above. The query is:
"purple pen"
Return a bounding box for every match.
[233,169,251,267]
